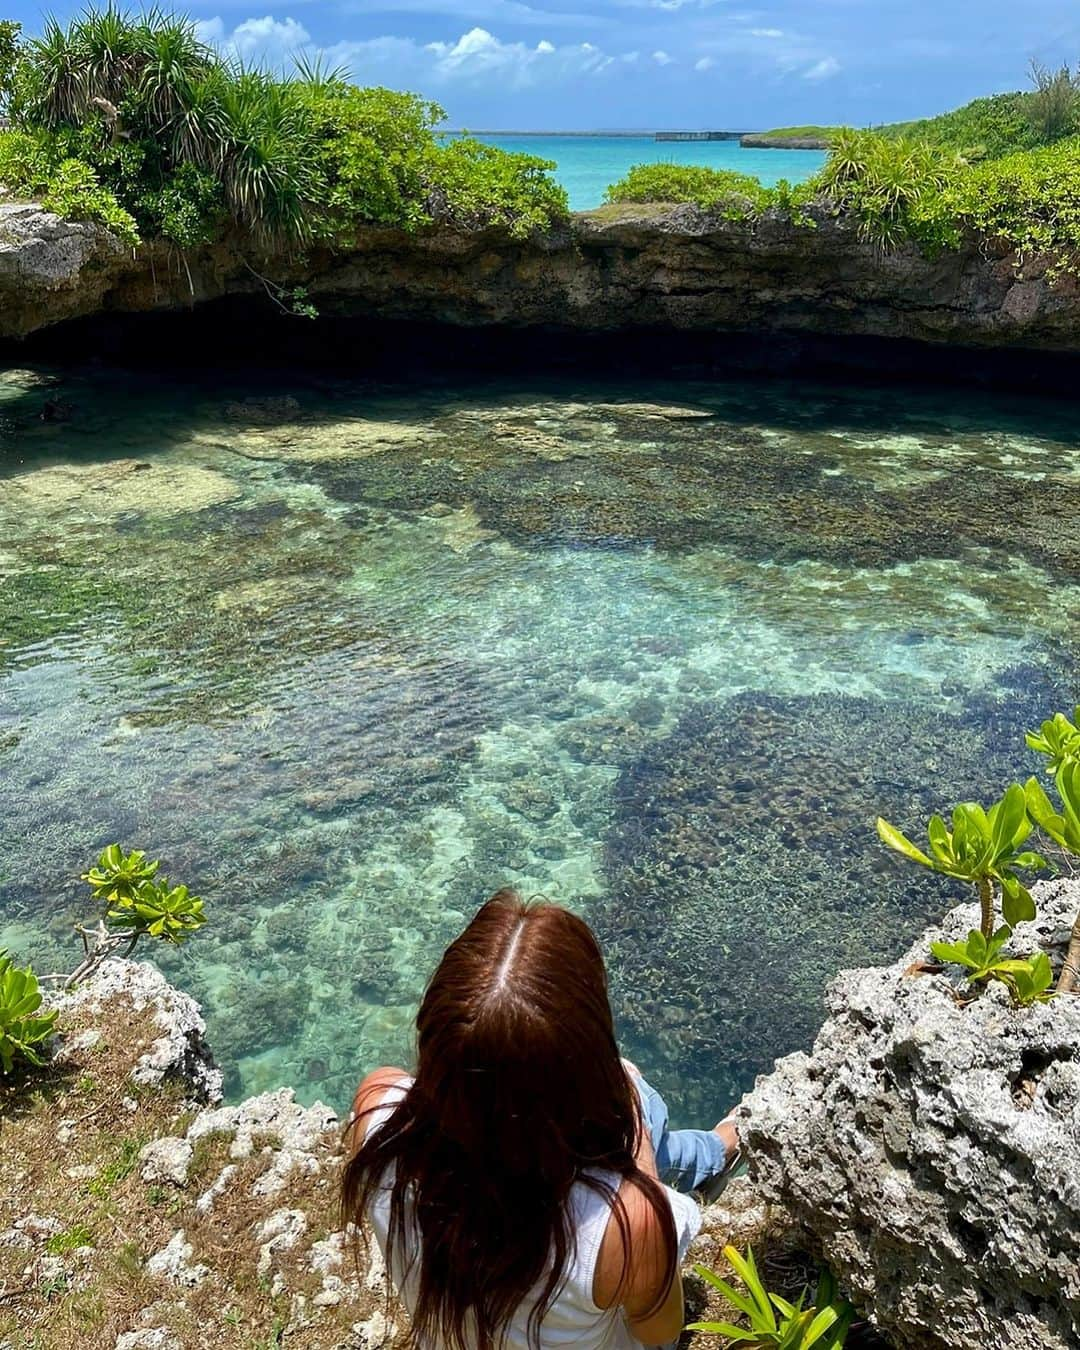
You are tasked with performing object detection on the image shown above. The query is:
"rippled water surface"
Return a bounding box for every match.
[1,364,1077,1122]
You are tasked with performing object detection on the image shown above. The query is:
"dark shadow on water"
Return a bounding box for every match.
[3,305,1080,454]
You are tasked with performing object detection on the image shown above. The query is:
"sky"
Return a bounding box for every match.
[8,1,1080,131]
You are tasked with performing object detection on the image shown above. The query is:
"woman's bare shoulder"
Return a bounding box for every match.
[592,1179,669,1311]
[348,1066,411,1148]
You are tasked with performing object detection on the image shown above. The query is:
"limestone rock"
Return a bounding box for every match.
[0,458,241,519]
[49,959,223,1105]
[145,1231,208,1288]
[743,878,1080,1350]
[186,1087,338,1197]
[4,199,1080,360]
[115,1332,183,1350]
[139,1137,194,1187]
[255,1208,308,1278]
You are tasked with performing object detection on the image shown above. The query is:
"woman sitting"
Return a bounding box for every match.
[342,889,740,1349]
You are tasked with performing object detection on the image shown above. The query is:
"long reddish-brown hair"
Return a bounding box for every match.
[341,889,677,1350]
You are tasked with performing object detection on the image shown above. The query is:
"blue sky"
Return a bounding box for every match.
[8,1,1080,130]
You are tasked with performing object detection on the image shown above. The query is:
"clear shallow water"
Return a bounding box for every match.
[0,366,1077,1124]
[466,135,826,210]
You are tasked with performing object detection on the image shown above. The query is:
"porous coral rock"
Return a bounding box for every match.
[256,1208,309,1278]
[743,878,1080,1349]
[49,959,223,1103]
[139,1137,194,1187]
[114,1330,183,1350]
[144,1231,208,1288]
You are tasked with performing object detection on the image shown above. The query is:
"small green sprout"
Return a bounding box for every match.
[688,1245,853,1348]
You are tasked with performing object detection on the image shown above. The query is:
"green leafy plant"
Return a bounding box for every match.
[65,844,206,987]
[877,784,1046,937]
[1027,59,1079,143]
[1026,707,1080,776]
[44,1223,94,1254]
[815,129,962,250]
[82,844,160,905]
[688,1245,853,1347]
[0,19,20,109]
[1025,722,1080,991]
[604,162,773,219]
[110,880,205,944]
[0,951,59,1073]
[929,927,1032,982]
[1007,950,1056,1006]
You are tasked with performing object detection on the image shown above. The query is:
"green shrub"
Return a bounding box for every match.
[815,128,962,250]
[885,91,1039,161]
[41,156,138,244]
[0,7,567,248]
[424,138,568,237]
[688,1244,853,1347]
[605,162,772,218]
[939,139,1080,277]
[0,951,58,1074]
[82,844,205,946]
[0,19,20,109]
[1027,60,1080,144]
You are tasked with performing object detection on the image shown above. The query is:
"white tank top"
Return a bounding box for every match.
[364,1079,701,1350]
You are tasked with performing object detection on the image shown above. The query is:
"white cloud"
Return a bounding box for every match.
[319,26,618,91]
[197,14,311,63]
[652,49,675,65]
[750,28,784,38]
[694,56,715,71]
[803,55,840,81]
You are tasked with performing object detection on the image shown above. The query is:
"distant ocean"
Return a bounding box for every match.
[463,134,827,212]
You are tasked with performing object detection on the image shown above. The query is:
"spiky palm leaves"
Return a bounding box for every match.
[16,7,210,130]
[817,128,963,250]
[12,6,314,242]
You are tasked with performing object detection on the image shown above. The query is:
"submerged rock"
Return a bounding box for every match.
[0,457,241,518]
[743,878,1080,1349]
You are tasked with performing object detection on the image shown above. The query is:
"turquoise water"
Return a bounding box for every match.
[469,135,827,211]
[0,365,1077,1124]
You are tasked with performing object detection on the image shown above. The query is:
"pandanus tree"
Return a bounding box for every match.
[1025,708,1080,991]
[877,783,1045,939]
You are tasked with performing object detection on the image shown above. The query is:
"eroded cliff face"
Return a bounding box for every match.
[3,198,1079,353]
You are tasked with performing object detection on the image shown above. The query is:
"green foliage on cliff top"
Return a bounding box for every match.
[758,63,1080,163]
[607,124,1080,279]
[0,8,568,249]
[604,162,776,217]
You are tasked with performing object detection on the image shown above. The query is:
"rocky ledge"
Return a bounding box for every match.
[743,877,1080,1350]
[5,885,1079,1348]
[3,198,1080,355]
[0,956,779,1350]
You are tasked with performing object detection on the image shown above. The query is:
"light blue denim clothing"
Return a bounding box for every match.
[631,1070,727,1194]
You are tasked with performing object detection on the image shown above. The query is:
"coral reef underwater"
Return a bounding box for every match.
[0,364,1077,1119]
